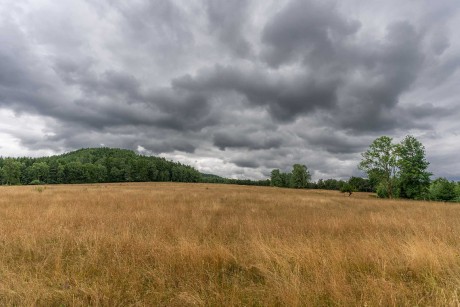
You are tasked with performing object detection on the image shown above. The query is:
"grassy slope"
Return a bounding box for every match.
[0,183,459,306]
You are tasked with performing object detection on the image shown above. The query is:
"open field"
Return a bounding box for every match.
[0,183,459,306]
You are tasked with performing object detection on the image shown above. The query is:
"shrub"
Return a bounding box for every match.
[376,182,388,198]
[35,186,46,193]
[340,183,354,196]
[429,178,456,201]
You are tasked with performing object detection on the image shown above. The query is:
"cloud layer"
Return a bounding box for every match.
[1,0,459,180]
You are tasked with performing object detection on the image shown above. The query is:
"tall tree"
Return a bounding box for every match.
[270,169,283,187]
[1,159,22,185]
[359,136,398,198]
[280,172,292,188]
[290,164,311,189]
[396,135,431,199]
[30,162,50,183]
[48,160,60,184]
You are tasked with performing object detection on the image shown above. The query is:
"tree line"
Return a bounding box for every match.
[270,165,373,193]
[1,141,459,202]
[201,173,270,186]
[0,148,202,185]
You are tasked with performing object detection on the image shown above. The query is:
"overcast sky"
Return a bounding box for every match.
[1,0,459,180]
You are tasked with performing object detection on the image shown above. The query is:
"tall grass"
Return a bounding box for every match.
[0,183,459,306]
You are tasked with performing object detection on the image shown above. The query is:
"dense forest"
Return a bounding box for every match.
[0,148,271,187]
[0,148,202,185]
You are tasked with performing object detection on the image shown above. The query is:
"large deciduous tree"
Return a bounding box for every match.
[290,164,311,189]
[270,169,283,187]
[30,162,50,183]
[270,165,311,189]
[359,135,432,199]
[359,136,398,198]
[396,135,431,199]
[1,159,22,185]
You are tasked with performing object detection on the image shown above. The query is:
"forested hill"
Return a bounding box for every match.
[0,148,203,185]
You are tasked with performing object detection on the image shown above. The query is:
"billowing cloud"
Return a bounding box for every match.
[0,0,459,180]
[205,0,253,58]
[261,0,360,68]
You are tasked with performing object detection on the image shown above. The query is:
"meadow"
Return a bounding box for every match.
[0,183,459,306]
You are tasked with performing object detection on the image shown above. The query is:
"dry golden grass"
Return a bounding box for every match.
[0,183,459,306]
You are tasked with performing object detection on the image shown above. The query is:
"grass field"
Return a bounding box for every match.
[0,183,459,306]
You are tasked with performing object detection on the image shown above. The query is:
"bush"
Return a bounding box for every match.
[376,182,388,198]
[340,183,354,196]
[35,186,45,193]
[429,178,457,201]
[29,179,42,185]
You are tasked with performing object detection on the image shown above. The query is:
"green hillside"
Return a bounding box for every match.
[0,148,201,185]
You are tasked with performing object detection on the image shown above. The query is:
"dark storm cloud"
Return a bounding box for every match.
[261,0,360,68]
[0,0,459,180]
[205,0,253,58]
[172,8,426,132]
[173,64,339,121]
[53,61,144,104]
[403,103,453,120]
[231,158,259,169]
[110,0,194,50]
[49,45,219,131]
[213,131,283,151]
[334,22,425,131]
[299,130,370,154]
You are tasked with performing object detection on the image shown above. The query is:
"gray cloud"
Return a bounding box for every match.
[261,0,360,68]
[231,158,260,169]
[213,131,283,151]
[0,0,459,180]
[173,64,339,121]
[299,129,371,154]
[205,0,253,58]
